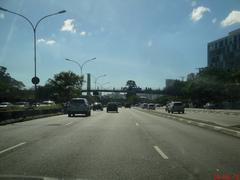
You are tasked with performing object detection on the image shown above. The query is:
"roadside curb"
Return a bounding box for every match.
[134,108,240,139]
[0,112,64,126]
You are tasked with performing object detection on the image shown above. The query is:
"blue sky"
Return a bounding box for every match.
[0,0,240,89]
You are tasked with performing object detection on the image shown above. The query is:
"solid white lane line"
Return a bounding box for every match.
[65,122,73,126]
[136,122,139,126]
[0,142,26,155]
[153,146,169,160]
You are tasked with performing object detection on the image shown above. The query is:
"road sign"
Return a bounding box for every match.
[32,76,40,85]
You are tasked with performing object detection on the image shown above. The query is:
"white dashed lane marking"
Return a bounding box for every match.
[0,142,26,155]
[65,122,74,126]
[153,145,169,160]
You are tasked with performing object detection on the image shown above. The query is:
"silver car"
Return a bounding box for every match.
[148,103,156,110]
[67,98,91,117]
[168,101,184,114]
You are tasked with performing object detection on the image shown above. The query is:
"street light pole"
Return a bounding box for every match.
[94,74,107,89]
[65,57,96,76]
[97,82,110,89]
[0,7,66,104]
[65,58,96,95]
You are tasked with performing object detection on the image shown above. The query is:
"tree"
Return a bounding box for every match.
[163,80,185,97]
[46,71,83,102]
[0,66,25,101]
[126,80,137,90]
[125,80,139,104]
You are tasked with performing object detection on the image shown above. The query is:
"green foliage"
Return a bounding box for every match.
[154,95,174,105]
[163,67,240,107]
[44,71,83,102]
[127,95,140,104]
[163,80,185,97]
[125,80,139,103]
[126,80,137,90]
[0,66,26,101]
[0,103,62,112]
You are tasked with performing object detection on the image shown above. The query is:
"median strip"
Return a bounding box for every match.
[0,142,26,155]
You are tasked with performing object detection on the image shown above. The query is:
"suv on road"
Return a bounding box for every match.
[124,103,131,108]
[107,102,118,113]
[67,98,91,117]
[168,101,184,114]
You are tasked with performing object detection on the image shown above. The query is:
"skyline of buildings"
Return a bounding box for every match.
[208,28,240,70]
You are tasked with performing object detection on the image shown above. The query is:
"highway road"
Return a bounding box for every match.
[0,108,240,179]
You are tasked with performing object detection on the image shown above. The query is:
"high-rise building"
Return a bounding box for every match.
[165,79,178,88]
[187,73,195,81]
[208,28,240,70]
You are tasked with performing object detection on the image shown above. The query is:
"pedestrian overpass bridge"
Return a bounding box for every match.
[81,89,163,95]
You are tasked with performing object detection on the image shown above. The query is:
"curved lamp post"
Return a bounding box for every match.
[94,74,107,89]
[0,6,66,103]
[65,57,96,76]
[97,82,110,89]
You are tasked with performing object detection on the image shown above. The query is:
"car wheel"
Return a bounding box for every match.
[68,113,71,117]
[182,111,185,114]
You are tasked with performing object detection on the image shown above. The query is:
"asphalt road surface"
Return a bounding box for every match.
[0,108,240,180]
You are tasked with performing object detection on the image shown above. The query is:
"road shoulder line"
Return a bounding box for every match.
[134,108,240,139]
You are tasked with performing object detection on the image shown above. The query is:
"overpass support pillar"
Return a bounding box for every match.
[87,73,91,96]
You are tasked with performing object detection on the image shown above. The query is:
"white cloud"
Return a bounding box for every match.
[37,38,46,43]
[80,31,87,36]
[37,38,56,45]
[221,11,240,27]
[190,6,210,22]
[212,18,217,24]
[60,19,76,33]
[147,40,153,47]
[46,40,56,45]
[0,13,5,19]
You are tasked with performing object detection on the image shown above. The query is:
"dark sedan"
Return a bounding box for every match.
[92,102,103,111]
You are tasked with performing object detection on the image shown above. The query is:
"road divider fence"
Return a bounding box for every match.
[0,105,63,124]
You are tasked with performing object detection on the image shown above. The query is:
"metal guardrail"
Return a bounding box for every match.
[0,108,63,122]
[185,108,240,116]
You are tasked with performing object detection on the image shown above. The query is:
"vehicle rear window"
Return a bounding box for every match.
[174,103,183,106]
[71,99,85,104]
